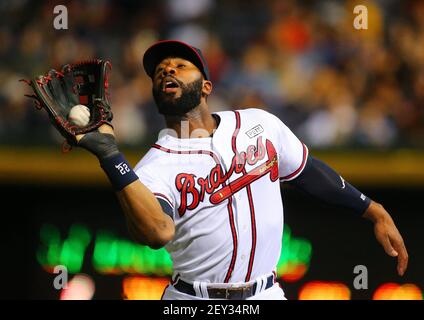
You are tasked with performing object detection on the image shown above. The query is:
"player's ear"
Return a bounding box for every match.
[202,79,212,97]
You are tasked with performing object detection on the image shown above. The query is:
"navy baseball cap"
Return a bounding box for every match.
[143,40,210,80]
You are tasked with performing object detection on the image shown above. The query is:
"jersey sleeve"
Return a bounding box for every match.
[268,112,308,182]
[134,161,176,219]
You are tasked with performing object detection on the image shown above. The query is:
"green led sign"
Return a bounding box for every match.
[279,224,312,266]
[277,225,312,281]
[37,223,312,281]
[93,231,172,275]
[37,223,91,274]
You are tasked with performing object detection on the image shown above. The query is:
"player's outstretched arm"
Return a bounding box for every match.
[77,125,175,249]
[116,180,175,249]
[287,156,408,276]
[362,201,408,276]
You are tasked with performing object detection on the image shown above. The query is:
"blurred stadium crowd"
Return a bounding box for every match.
[0,0,423,148]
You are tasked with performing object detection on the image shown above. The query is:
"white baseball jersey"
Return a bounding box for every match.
[134,108,308,286]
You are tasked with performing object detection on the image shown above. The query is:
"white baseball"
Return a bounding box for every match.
[69,104,90,127]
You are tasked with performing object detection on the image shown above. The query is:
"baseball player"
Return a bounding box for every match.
[77,40,408,300]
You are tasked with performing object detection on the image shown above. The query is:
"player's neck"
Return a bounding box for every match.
[164,103,217,139]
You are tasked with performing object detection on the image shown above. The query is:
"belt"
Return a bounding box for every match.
[173,274,275,300]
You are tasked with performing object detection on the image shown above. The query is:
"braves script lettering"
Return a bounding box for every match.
[175,137,278,216]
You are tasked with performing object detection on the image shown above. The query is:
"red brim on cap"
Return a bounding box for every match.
[142,40,209,80]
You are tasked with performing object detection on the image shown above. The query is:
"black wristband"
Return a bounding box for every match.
[100,153,139,191]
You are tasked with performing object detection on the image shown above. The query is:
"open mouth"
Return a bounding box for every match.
[162,78,180,93]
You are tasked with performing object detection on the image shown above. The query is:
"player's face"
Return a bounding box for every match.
[153,57,202,95]
[151,57,204,116]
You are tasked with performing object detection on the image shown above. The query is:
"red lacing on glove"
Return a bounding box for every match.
[19,79,31,85]
[72,59,102,67]
[103,61,112,101]
[61,140,72,153]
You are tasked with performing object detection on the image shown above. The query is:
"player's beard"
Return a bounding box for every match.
[152,78,203,116]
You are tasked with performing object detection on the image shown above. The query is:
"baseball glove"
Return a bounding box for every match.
[21,59,113,150]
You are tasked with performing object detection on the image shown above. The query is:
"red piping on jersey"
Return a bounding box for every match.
[152,144,220,163]
[244,179,256,282]
[153,192,174,209]
[279,142,308,181]
[151,143,237,284]
[232,111,257,283]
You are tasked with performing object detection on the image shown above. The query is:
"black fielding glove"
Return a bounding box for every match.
[21,59,113,147]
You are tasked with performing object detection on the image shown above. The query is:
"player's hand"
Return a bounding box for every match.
[77,124,119,160]
[76,123,115,142]
[363,201,408,276]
